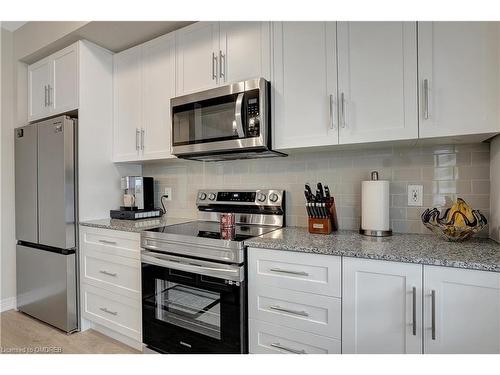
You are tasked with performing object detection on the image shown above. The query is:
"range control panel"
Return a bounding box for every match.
[196,189,283,206]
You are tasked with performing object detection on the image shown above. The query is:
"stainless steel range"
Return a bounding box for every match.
[140,189,285,354]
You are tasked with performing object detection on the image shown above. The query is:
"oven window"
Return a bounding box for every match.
[154,279,221,340]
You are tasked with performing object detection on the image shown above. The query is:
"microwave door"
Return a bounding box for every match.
[233,93,245,139]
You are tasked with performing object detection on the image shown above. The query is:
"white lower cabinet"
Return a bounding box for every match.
[248,247,342,354]
[423,266,500,354]
[79,226,142,346]
[342,258,423,354]
[342,257,500,354]
[249,319,341,354]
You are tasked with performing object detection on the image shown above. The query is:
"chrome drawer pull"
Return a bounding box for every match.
[269,305,309,317]
[100,307,118,316]
[99,239,117,245]
[99,270,117,277]
[269,268,309,276]
[412,286,417,336]
[270,342,306,354]
[431,290,436,340]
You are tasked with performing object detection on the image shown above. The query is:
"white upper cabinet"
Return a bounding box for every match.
[423,266,500,354]
[51,44,79,115]
[113,45,142,162]
[273,22,338,150]
[141,33,176,160]
[28,57,52,120]
[113,34,176,162]
[342,258,423,354]
[219,22,271,84]
[28,42,79,122]
[337,22,418,144]
[175,22,220,96]
[418,22,500,139]
[175,22,271,96]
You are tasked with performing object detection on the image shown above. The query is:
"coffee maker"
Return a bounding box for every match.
[110,176,161,220]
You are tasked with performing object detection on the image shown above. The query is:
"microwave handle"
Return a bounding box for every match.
[234,93,245,138]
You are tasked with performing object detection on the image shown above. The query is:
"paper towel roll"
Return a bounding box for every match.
[361,180,390,231]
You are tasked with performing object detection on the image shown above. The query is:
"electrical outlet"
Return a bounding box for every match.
[407,184,423,206]
[163,187,172,201]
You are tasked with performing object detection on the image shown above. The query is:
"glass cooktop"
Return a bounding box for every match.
[146,221,279,242]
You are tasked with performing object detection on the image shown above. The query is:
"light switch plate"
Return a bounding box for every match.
[408,184,423,206]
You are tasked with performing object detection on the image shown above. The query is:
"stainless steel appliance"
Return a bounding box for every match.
[141,189,285,353]
[171,78,286,161]
[110,176,161,220]
[14,115,78,333]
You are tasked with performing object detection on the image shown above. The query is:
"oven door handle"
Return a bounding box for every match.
[234,92,245,138]
[141,251,244,282]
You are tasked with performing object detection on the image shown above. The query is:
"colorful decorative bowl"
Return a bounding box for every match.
[421,198,487,242]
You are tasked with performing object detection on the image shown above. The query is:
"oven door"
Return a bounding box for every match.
[171,78,268,156]
[141,251,247,354]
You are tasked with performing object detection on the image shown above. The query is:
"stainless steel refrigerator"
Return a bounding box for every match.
[15,115,78,332]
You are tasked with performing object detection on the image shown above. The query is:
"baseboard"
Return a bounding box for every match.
[0,296,17,313]
[91,322,144,352]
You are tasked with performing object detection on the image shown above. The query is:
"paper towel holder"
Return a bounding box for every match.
[359,170,392,237]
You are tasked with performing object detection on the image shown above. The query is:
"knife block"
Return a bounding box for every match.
[307,197,339,235]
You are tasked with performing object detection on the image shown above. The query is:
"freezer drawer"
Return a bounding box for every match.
[16,244,78,332]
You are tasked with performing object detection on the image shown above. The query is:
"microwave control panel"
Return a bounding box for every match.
[246,91,260,137]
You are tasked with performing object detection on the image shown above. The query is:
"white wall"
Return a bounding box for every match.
[1,27,17,312]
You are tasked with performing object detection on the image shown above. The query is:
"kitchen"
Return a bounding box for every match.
[1,1,500,371]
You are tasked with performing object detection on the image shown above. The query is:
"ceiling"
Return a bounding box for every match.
[1,21,27,32]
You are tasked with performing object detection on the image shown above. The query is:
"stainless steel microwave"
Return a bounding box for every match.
[171,78,286,161]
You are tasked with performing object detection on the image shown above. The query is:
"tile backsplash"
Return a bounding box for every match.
[143,143,490,235]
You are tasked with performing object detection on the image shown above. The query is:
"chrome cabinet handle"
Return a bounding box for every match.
[269,305,309,317]
[270,342,306,354]
[44,85,48,107]
[412,286,417,336]
[141,128,145,150]
[99,239,117,245]
[47,85,52,106]
[99,270,117,277]
[212,52,218,80]
[431,290,436,340]
[136,128,140,151]
[219,50,225,79]
[340,92,346,128]
[329,94,335,130]
[423,79,430,120]
[100,307,118,316]
[270,268,309,276]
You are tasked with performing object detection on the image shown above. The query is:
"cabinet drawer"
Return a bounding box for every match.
[80,227,141,259]
[248,247,341,297]
[82,250,140,299]
[81,284,141,341]
[249,319,341,354]
[249,284,341,339]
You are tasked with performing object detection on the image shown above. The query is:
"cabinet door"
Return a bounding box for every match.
[219,22,271,84]
[141,34,176,160]
[424,266,500,354]
[419,22,500,138]
[28,57,51,121]
[273,22,338,150]
[343,258,423,354]
[337,22,418,144]
[113,45,142,162]
[51,43,79,114]
[175,22,220,96]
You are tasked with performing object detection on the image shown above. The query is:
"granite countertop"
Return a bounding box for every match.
[79,216,193,233]
[245,228,500,273]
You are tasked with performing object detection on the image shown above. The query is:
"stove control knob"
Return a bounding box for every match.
[257,193,267,202]
[208,193,216,201]
[198,192,207,200]
[269,193,279,203]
